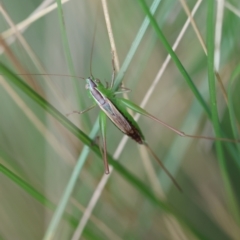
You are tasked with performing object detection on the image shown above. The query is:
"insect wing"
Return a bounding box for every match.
[100,98,132,133]
[99,98,144,144]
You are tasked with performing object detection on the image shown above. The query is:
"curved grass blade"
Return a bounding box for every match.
[0,163,78,226]
[113,0,164,90]
[228,64,240,149]
[0,162,101,239]
[207,0,240,225]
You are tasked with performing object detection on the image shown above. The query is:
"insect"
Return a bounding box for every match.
[68,73,185,189]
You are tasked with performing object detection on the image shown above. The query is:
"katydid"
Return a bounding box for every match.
[68,74,182,191]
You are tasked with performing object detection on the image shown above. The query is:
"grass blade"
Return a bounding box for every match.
[136,0,211,117]
[207,0,240,224]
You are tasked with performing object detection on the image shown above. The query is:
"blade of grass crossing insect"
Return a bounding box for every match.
[207,0,240,224]
[55,0,91,130]
[136,0,211,118]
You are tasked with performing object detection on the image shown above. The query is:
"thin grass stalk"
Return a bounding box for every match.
[228,65,240,155]
[1,0,71,40]
[42,123,99,240]
[207,0,240,225]
[214,0,224,71]
[179,0,207,55]
[0,3,77,115]
[0,77,76,167]
[137,0,211,117]
[0,163,79,226]
[159,79,209,191]
[224,1,240,17]
[138,0,203,191]
[71,198,123,240]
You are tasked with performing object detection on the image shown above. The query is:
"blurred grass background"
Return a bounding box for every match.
[0,0,240,239]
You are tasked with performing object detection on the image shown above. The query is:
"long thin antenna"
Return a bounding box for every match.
[89,3,101,77]
[144,142,182,192]
[6,73,85,80]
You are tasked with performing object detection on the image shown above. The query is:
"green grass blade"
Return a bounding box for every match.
[0,63,93,148]
[207,0,240,224]
[42,122,99,240]
[228,64,240,146]
[159,79,209,192]
[136,0,211,117]
[56,0,78,92]
[0,163,78,226]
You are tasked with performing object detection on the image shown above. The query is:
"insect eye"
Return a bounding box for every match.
[95,78,100,83]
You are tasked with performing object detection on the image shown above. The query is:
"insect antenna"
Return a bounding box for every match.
[13,73,85,80]
[144,142,182,192]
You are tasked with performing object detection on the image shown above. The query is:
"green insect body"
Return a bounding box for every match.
[87,78,144,144]
[86,77,144,144]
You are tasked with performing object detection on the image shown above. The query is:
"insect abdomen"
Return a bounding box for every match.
[125,125,144,144]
